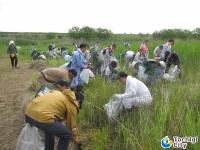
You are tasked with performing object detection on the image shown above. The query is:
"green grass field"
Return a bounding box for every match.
[0,33,199,149]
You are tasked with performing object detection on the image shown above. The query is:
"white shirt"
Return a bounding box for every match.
[120,76,152,100]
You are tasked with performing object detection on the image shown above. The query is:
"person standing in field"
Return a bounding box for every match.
[25,80,81,150]
[7,40,18,69]
[102,44,116,74]
[70,43,90,88]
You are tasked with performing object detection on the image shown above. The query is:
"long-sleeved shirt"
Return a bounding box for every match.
[71,49,87,74]
[70,49,88,87]
[153,46,163,58]
[7,44,17,54]
[160,42,172,59]
[25,89,79,143]
[119,76,152,100]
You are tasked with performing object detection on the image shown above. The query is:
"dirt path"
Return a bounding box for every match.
[0,58,34,150]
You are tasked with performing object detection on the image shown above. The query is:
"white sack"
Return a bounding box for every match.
[16,124,44,150]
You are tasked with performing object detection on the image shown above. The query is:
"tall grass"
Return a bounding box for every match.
[0,33,199,149]
[79,39,200,149]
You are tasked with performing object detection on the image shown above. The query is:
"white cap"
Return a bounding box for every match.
[9,40,14,45]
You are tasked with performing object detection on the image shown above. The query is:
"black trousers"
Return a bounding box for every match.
[10,55,18,67]
[25,115,72,150]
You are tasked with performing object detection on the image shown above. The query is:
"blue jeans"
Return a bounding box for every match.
[25,115,72,150]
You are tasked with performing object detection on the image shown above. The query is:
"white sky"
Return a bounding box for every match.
[0,0,199,34]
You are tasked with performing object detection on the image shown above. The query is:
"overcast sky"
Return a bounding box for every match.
[0,0,199,34]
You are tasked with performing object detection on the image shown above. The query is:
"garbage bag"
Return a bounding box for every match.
[163,65,180,81]
[16,124,44,150]
[138,66,148,81]
[80,69,95,84]
[64,54,72,62]
[103,96,123,120]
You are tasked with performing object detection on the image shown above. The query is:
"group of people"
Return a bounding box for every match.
[23,43,91,150]
[15,39,181,150]
[124,39,181,84]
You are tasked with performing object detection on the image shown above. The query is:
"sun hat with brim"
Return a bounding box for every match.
[56,80,71,87]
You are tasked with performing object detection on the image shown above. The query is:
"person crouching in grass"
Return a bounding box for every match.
[25,80,80,150]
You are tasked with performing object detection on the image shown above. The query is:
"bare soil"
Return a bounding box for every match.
[0,58,90,150]
[0,58,34,150]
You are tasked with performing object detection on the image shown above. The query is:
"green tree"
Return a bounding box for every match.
[68,26,113,40]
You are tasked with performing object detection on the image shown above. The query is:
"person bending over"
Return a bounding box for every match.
[25,80,81,150]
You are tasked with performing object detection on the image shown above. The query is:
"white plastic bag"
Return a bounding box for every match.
[138,66,148,81]
[80,69,95,84]
[163,65,180,81]
[103,96,123,120]
[64,54,72,62]
[104,94,152,120]
[16,124,44,150]
[122,95,152,108]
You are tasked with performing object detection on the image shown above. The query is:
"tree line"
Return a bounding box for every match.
[152,28,200,40]
[68,26,113,40]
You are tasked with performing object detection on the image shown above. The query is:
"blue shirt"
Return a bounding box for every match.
[71,49,87,73]
[70,49,87,87]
